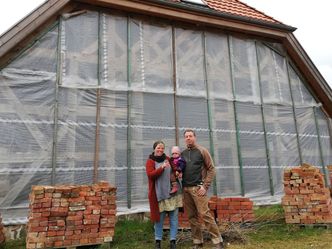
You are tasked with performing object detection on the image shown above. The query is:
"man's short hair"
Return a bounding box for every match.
[183,129,196,137]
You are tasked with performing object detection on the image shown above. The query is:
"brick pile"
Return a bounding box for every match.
[178,210,190,229]
[282,163,332,224]
[163,209,190,229]
[211,197,255,223]
[0,212,5,244]
[26,181,116,249]
[163,196,254,229]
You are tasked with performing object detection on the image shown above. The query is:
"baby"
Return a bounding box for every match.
[169,146,186,195]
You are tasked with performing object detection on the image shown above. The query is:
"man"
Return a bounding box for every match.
[181,129,224,249]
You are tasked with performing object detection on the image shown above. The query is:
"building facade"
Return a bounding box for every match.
[0,0,331,223]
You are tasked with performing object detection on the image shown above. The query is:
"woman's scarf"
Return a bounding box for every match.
[149,152,166,163]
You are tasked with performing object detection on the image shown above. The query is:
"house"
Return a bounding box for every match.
[0,0,331,224]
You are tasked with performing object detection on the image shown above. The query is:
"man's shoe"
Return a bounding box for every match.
[214,242,225,249]
[192,243,203,249]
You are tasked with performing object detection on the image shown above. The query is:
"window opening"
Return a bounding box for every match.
[182,0,207,6]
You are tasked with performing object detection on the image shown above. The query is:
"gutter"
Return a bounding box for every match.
[144,0,297,32]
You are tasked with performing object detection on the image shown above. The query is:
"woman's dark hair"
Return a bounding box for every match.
[153,140,165,150]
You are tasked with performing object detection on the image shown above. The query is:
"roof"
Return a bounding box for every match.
[148,0,294,32]
[170,0,281,24]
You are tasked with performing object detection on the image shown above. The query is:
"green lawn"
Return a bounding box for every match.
[2,205,332,249]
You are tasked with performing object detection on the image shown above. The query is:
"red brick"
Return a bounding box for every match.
[27,182,117,248]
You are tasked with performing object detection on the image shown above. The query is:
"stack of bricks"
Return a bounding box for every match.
[282,163,332,224]
[212,197,255,223]
[178,210,190,229]
[164,196,254,229]
[26,181,116,249]
[0,212,5,244]
[163,210,190,229]
[164,197,216,229]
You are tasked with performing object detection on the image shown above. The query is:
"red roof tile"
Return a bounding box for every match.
[168,0,281,24]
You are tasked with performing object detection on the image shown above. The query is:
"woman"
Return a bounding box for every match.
[146,140,182,249]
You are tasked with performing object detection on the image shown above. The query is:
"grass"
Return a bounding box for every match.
[108,219,155,249]
[2,205,332,248]
[226,205,332,249]
[228,224,332,249]
[0,238,25,249]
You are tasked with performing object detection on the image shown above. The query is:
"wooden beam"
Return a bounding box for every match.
[76,0,289,39]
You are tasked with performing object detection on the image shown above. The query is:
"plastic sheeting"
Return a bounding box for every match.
[264,104,300,196]
[0,10,331,224]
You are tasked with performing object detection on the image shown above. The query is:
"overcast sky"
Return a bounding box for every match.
[243,0,332,89]
[0,0,331,89]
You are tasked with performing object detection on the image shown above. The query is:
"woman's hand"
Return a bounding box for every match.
[162,160,170,169]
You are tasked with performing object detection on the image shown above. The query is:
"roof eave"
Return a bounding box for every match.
[74,0,294,43]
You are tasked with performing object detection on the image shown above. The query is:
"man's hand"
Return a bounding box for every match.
[197,185,206,196]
